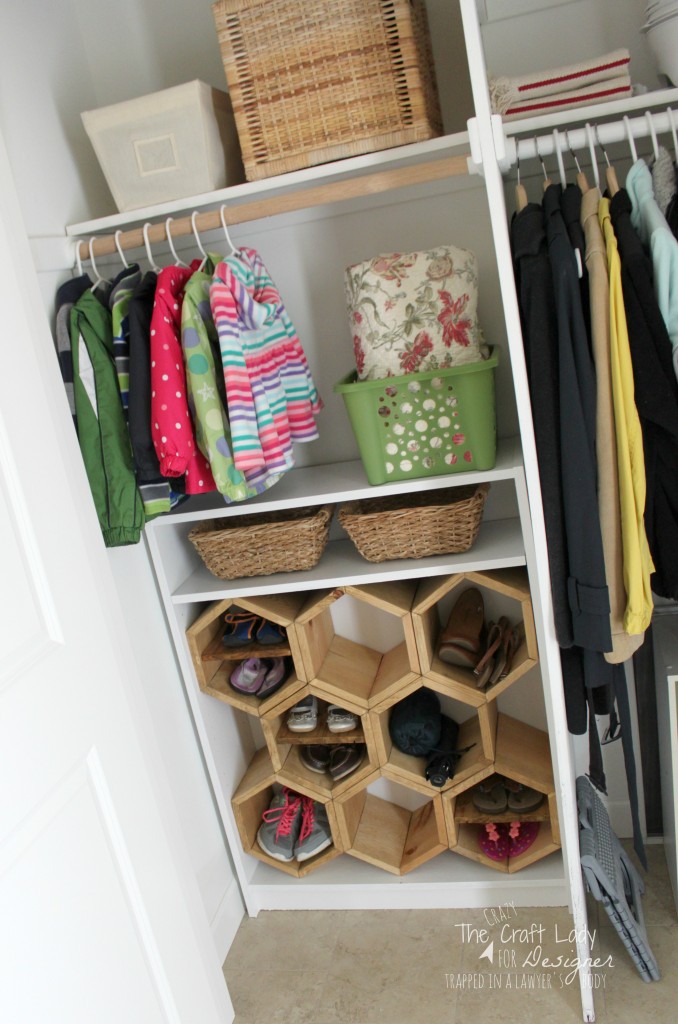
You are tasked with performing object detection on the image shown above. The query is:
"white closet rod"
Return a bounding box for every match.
[510,106,677,165]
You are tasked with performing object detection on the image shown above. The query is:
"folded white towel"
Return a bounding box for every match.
[499,75,632,122]
[490,49,631,115]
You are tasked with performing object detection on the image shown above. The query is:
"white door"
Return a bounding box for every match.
[0,132,234,1023]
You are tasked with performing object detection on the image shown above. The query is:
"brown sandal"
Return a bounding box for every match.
[487,616,512,687]
[438,588,485,668]
[473,620,503,688]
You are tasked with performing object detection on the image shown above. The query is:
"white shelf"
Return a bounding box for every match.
[171,518,525,603]
[249,851,567,911]
[500,85,678,137]
[150,435,523,527]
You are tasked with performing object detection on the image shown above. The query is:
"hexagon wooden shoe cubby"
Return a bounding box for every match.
[261,686,378,798]
[293,582,420,709]
[191,577,556,878]
[370,679,497,796]
[443,714,561,874]
[412,568,538,707]
[186,593,307,716]
[231,747,344,877]
[334,774,448,876]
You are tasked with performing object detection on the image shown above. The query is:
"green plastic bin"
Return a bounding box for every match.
[334,349,499,485]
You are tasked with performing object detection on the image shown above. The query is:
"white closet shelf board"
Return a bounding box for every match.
[150,436,523,526]
[171,520,524,603]
[66,131,472,238]
[499,85,678,137]
[248,851,567,911]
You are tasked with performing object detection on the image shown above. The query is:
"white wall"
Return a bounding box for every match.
[0,0,242,960]
[479,0,660,88]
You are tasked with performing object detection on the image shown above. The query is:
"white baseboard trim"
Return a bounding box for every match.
[210,877,245,964]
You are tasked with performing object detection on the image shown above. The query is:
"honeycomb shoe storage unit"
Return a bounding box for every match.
[180,572,560,885]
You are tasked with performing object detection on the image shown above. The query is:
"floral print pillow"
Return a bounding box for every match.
[345,245,484,380]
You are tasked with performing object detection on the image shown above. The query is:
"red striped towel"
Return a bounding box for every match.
[500,76,632,122]
[490,49,631,115]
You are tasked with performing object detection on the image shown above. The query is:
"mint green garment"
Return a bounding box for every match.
[181,257,282,502]
[626,159,678,380]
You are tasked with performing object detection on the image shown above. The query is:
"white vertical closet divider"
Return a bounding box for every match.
[458,1,596,1020]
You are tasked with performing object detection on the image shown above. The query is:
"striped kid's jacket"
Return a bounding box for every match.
[209,248,321,474]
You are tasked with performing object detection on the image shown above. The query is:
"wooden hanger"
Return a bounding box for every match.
[595,124,619,196]
[566,129,590,194]
[584,122,601,194]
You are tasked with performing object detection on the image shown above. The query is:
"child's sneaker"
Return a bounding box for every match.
[295,797,333,862]
[256,788,303,862]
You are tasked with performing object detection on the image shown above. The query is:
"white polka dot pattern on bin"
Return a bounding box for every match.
[374,380,473,476]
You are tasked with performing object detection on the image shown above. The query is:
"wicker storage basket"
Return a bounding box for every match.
[338,484,489,563]
[188,505,334,579]
[211,0,442,181]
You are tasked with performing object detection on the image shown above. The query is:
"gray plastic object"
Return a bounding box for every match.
[577,775,660,983]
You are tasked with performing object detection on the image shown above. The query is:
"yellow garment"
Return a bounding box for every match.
[599,197,654,635]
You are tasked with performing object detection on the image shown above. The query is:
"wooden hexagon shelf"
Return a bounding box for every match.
[442,714,561,874]
[370,679,497,796]
[334,772,448,876]
[231,747,344,877]
[261,686,378,798]
[412,568,538,707]
[293,582,420,710]
[186,593,307,716]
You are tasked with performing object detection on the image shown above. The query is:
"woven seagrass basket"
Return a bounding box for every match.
[211,0,442,181]
[188,505,334,579]
[338,484,489,563]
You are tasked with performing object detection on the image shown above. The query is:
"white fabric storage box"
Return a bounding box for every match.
[81,80,244,212]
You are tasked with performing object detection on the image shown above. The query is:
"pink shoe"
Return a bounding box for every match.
[478,822,509,862]
[508,821,540,858]
[257,658,290,699]
[230,658,268,694]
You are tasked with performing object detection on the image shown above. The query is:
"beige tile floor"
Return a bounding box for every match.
[223,843,677,1024]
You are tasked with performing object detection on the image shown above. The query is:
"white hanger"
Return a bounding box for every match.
[645,110,660,161]
[75,239,84,276]
[142,222,162,273]
[584,122,600,191]
[552,128,567,188]
[623,114,638,163]
[191,211,208,270]
[114,229,130,269]
[88,237,104,286]
[666,106,678,164]
[165,217,188,267]
[219,205,238,257]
